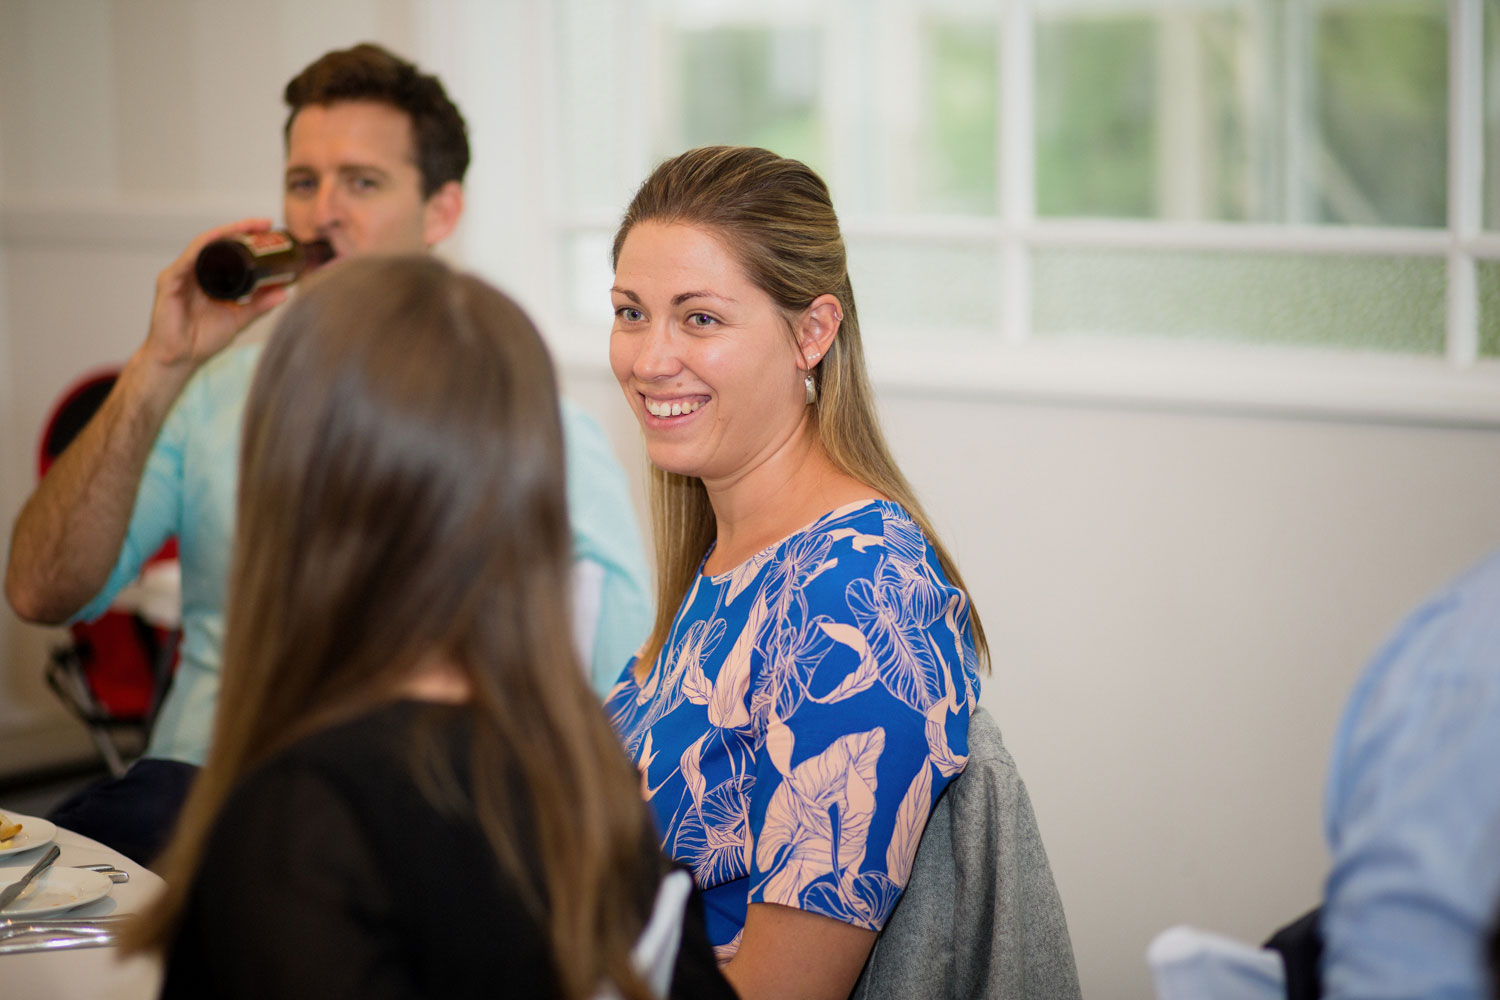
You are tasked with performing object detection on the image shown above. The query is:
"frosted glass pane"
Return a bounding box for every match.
[846,239,997,337]
[1479,260,1500,358]
[1033,249,1444,354]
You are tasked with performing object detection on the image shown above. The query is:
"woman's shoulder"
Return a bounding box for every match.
[800,499,947,576]
[228,702,459,822]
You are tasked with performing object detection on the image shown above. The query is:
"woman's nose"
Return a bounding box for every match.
[632,322,681,380]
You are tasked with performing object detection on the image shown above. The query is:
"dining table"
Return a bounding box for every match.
[0,808,164,1000]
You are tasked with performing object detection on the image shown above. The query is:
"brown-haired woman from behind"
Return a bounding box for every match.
[603,145,986,999]
[122,256,733,1000]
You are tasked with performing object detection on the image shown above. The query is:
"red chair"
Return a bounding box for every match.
[37,368,181,776]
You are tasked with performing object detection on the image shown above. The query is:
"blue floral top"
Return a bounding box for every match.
[606,500,981,961]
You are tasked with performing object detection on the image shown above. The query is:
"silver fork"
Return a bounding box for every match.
[72,863,130,883]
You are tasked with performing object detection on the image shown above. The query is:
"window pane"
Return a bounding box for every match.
[1312,0,1447,227]
[846,238,998,337]
[1033,248,1445,354]
[1034,0,1447,227]
[1479,260,1500,358]
[1036,11,1157,218]
[650,1,997,217]
[1035,3,1266,221]
[898,13,999,215]
[834,2,1001,216]
[670,24,825,169]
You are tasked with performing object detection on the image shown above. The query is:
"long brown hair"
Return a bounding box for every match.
[612,145,990,675]
[126,256,658,1000]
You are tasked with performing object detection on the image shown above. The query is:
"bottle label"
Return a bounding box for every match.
[239,231,296,255]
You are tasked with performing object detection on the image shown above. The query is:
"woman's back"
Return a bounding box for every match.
[163,700,731,1000]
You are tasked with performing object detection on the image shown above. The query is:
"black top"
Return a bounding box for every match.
[161,701,733,1000]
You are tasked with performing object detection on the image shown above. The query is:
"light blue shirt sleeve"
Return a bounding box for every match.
[70,387,188,624]
[70,345,256,766]
[558,399,653,697]
[1320,552,1500,1000]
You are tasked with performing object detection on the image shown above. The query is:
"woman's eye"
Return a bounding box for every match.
[616,306,644,322]
[686,313,716,328]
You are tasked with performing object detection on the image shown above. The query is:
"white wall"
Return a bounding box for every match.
[4,3,1500,998]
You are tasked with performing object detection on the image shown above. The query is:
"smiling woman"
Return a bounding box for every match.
[603,146,990,1000]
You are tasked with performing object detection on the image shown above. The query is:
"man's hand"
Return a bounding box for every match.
[140,217,291,374]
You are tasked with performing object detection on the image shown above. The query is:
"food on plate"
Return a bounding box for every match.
[0,812,21,846]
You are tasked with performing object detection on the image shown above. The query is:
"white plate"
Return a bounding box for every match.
[0,812,56,857]
[0,866,113,917]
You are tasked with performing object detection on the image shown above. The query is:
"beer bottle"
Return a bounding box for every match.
[194,231,333,301]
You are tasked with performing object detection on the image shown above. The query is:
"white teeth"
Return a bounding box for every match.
[645,398,703,418]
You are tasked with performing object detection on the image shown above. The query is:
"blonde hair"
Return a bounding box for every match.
[613,145,990,675]
[125,256,659,1000]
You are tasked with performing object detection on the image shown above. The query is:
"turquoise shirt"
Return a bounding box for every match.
[76,342,651,765]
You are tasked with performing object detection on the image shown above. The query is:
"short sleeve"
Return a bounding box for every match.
[743,514,973,933]
[70,389,189,624]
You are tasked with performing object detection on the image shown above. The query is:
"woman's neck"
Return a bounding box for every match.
[701,424,882,575]
[397,653,473,704]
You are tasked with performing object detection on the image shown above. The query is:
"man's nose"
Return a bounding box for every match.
[311,181,341,230]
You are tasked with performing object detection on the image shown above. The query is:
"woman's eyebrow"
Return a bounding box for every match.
[672,290,736,306]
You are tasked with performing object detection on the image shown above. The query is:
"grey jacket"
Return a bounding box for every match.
[850,708,1081,1000]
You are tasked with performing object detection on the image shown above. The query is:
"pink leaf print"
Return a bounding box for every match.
[714,927,743,965]
[634,655,660,705]
[723,547,777,605]
[826,527,885,553]
[924,695,968,779]
[885,763,932,887]
[807,622,882,704]
[680,733,708,817]
[682,657,713,706]
[755,728,885,908]
[638,730,658,800]
[710,597,764,730]
[765,704,795,778]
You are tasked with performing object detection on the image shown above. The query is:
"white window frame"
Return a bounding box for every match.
[434,0,1500,427]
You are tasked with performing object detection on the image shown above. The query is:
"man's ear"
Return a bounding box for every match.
[422,181,465,248]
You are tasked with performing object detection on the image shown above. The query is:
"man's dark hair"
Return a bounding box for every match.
[283,43,469,198]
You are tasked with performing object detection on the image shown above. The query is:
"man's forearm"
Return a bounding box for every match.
[5,348,194,623]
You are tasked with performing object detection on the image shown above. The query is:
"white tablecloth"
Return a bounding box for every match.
[0,812,164,1000]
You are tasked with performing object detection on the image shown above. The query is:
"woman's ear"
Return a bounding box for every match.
[797,294,843,370]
